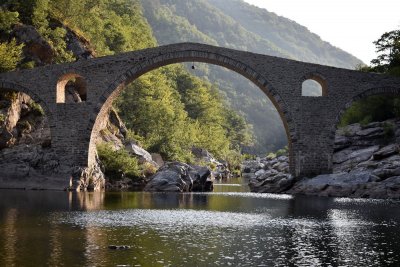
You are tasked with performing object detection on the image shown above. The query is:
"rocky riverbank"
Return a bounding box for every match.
[244,119,400,199]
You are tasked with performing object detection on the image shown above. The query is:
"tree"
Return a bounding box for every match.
[370,29,400,76]
[0,39,24,72]
[339,28,400,126]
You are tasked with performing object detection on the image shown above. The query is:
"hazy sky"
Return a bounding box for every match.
[243,0,400,64]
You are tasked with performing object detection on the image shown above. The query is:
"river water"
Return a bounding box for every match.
[0,178,400,266]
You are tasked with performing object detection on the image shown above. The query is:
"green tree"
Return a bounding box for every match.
[0,9,19,32]
[339,28,400,126]
[370,29,400,76]
[0,39,24,72]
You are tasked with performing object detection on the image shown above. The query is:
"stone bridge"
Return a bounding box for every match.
[1,42,400,179]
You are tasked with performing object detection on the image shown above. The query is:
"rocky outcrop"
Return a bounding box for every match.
[144,162,214,192]
[244,119,400,199]
[244,156,293,193]
[191,147,232,180]
[11,24,54,65]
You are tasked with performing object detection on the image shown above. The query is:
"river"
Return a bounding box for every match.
[0,178,400,266]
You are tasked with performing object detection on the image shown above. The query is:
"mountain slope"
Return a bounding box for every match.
[141,0,363,154]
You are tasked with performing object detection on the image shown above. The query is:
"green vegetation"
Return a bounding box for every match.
[30,102,45,116]
[142,0,362,154]
[0,39,24,72]
[97,143,141,181]
[0,0,253,175]
[339,29,400,127]
[116,65,253,161]
[266,145,288,159]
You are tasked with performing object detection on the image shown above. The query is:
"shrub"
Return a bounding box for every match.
[223,149,243,170]
[97,143,140,181]
[383,122,395,141]
[141,162,158,177]
[30,102,45,116]
[266,152,276,160]
[208,162,217,171]
[0,113,5,124]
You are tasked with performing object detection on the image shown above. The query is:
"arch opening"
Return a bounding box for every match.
[87,51,296,178]
[301,74,327,97]
[57,74,87,103]
[0,83,53,180]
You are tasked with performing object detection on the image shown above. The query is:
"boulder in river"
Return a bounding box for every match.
[144,162,214,192]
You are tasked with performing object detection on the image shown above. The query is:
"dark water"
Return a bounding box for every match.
[1,180,400,267]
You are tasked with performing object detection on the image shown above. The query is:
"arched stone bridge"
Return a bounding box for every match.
[1,42,400,179]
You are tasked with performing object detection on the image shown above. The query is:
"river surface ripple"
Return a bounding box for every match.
[0,182,399,266]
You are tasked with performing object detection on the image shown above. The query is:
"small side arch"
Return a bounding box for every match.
[56,73,87,103]
[0,80,52,117]
[0,80,54,141]
[301,72,328,97]
[330,86,400,138]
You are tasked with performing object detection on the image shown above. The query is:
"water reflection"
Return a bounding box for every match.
[0,188,400,266]
[3,208,17,267]
[47,224,62,266]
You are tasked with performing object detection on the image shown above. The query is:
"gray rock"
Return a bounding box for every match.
[151,153,164,167]
[356,127,383,137]
[373,144,399,160]
[249,173,293,193]
[125,142,158,167]
[144,162,213,192]
[333,146,379,164]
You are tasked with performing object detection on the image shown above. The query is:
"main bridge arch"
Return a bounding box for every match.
[88,46,297,173]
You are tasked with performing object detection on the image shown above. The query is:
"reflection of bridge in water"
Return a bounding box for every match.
[1,43,400,183]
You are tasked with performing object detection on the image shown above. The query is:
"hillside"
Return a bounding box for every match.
[141,0,363,153]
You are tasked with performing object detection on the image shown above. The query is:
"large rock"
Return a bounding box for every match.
[249,172,293,193]
[144,162,213,192]
[12,24,53,64]
[333,145,379,165]
[125,142,158,168]
[373,144,399,160]
[287,171,376,197]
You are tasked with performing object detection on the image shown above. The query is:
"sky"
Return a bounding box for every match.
[243,0,400,64]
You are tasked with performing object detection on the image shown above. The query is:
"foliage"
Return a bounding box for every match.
[276,146,288,157]
[266,146,288,159]
[266,152,276,160]
[97,143,141,181]
[30,102,45,116]
[0,9,19,32]
[116,64,253,161]
[141,162,158,177]
[370,30,400,76]
[383,122,395,141]
[222,149,243,170]
[141,0,361,155]
[0,39,24,72]
[0,113,5,124]
[339,28,400,127]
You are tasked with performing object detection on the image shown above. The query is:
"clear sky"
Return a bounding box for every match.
[243,0,400,64]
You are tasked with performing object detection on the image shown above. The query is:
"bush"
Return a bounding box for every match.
[223,149,243,170]
[0,113,5,124]
[266,152,276,160]
[383,122,395,141]
[97,143,140,181]
[30,102,45,116]
[141,162,158,177]
[0,39,24,72]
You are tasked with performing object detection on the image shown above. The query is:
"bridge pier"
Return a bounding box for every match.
[51,104,91,169]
